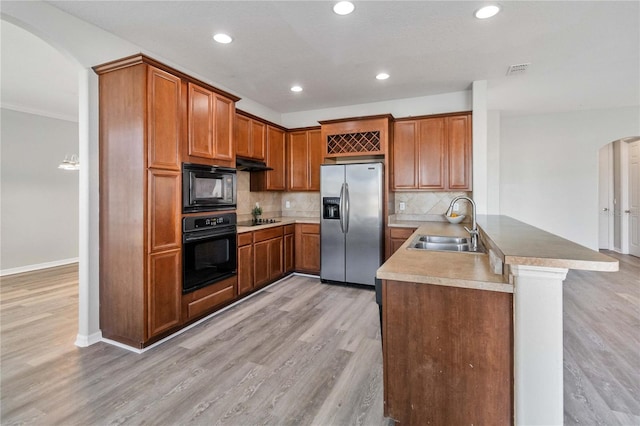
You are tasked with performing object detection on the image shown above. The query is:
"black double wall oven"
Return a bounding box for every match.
[182,163,237,294]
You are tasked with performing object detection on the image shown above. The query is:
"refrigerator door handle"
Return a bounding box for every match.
[339,183,346,233]
[344,183,350,233]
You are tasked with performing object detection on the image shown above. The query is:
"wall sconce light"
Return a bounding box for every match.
[58,154,80,171]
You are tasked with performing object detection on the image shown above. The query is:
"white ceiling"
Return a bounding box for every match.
[3,1,640,119]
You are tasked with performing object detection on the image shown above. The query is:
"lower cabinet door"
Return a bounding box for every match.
[238,244,254,295]
[295,224,320,274]
[254,240,271,287]
[269,237,284,280]
[284,233,294,273]
[147,249,181,338]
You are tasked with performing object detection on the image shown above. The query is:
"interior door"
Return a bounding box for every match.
[598,144,613,249]
[628,140,640,257]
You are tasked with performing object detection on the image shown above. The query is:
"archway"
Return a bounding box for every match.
[598,136,640,255]
[0,15,96,346]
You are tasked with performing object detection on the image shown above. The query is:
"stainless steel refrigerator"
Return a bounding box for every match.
[320,163,384,287]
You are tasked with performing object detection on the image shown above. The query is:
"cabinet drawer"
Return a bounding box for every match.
[284,224,295,235]
[253,226,283,243]
[238,232,253,247]
[298,223,319,234]
[390,227,417,239]
[186,281,235,319]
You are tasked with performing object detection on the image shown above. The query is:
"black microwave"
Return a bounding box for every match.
[182,163,237,213]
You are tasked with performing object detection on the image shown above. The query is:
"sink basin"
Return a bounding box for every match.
[417,235,469,244]
[408,235,485,254]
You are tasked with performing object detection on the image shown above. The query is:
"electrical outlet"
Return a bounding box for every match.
[399,202,406,211]
[285,201,291,209]
[453,202,460,212]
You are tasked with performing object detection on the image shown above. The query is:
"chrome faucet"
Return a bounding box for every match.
[446,196,479,250]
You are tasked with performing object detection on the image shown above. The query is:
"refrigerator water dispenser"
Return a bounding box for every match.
[323,197,341,219]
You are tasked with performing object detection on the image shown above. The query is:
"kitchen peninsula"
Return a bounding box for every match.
[377,215,618,426]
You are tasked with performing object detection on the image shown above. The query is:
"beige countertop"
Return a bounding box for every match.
[476,215,619,272]
[377,215,619,292]
[377,222,513,293]
[237,217,319,233]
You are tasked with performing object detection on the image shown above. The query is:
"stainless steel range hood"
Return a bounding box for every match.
[236,157,273,172]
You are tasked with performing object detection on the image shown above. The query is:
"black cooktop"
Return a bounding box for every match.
[237,218,281,227]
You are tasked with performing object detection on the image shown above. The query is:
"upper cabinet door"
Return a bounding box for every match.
[266,126,286,190]
[447,115,472,190]
[188,84,235,163]
[188,82,215,159]
[308,129,323,191]
[418,118,446,190]
[235,113,251,158]
[147,66,181,171]
[213,94,234,162]
[250,120,266,160]
[288,131,310,191]
[392,121,418,189]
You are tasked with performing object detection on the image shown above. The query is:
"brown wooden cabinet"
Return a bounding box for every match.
[392,112,472,191]
[284,225,295,274]
[387,227,418,258]
[147,249,182,337]
[295,223,320,274]
[288,128,322,191]
[182,275,236,321]
[186,82,235,164]
[253,226,284,287]
[383,280,513,424]
[235,112,266,160]
[251,125,287,191]
[237,232,254,296]
[95,54,241,349]
[95,58,183,348]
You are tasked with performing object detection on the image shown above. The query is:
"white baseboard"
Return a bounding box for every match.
[0,258,79,277]
[75,331,103,348]
[100,274,301,354]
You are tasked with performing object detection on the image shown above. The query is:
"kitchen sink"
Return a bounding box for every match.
[416,235,469,244]
[408,234,485,254]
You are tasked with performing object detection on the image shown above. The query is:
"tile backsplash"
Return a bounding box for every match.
[238,171,470,222]
[281,192,320,218]
[236,171,321,220]
[393,191,472,221]
[237,172,282,221]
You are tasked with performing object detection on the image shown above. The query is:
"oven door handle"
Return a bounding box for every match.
[183,228,236,243]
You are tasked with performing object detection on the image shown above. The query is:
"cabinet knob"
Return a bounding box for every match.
[603,207,609,211]
[624,210,631,213]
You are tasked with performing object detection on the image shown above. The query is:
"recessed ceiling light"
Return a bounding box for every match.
[376,73,390,80]
[290,85,303,92]
[213,33,233,44]
[333,1,355,15]
[475,5,500,19]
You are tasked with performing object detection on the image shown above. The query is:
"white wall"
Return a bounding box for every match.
[1,108,79,272]
[500,106,640,250]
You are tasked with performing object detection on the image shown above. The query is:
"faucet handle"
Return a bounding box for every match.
[464,226,478,234]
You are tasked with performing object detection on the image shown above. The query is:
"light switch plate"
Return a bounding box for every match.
[285,201,291,209]
[453,202,460,212]
[399,202,406,211]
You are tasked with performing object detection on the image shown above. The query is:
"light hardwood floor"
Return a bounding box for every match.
[1,267,391,425]
[1,252,638,425]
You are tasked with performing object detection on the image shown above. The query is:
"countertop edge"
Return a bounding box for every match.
[237,217,319,233]
[378,271,514,293]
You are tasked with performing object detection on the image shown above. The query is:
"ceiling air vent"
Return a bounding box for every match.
[506,63,531,76]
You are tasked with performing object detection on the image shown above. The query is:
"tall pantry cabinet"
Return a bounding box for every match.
[94,55,239,348]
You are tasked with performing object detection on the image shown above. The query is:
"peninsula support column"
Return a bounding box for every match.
[510,265,569,426]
